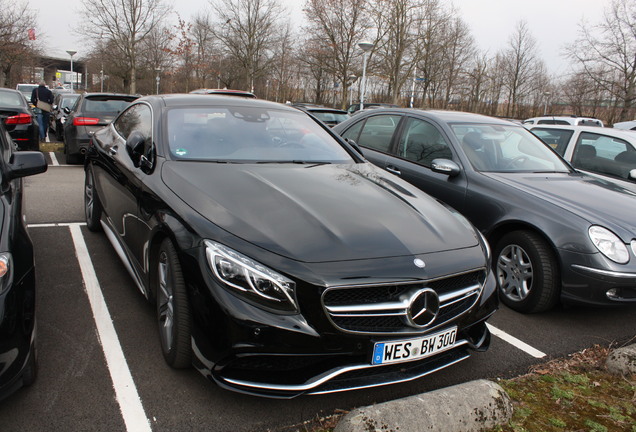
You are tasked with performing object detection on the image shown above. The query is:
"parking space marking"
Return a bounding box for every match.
[68,223,152,432]
[487,323,547,358]
[49,152,59,166]
[29,222,86,228]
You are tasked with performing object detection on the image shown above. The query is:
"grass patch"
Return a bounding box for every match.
[491,345,636,432]
[40,142,63,152]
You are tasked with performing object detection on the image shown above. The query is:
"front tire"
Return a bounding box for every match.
[156,239,192,369]
[494,230,560,313]
[84,168,103,232]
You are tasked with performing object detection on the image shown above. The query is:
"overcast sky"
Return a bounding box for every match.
[31,0,612,76]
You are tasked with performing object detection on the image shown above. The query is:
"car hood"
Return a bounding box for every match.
[162,162,479,263]
[486,172,636,239]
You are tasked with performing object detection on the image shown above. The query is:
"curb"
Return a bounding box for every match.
[333,379,513,432]
[605,344,636,375]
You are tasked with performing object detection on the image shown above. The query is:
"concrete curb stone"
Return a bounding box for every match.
[333,379,513,432]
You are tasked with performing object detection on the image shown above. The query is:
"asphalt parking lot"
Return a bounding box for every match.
[1,153,635,431]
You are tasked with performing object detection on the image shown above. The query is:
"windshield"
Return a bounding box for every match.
[166,106,355,163]
[83,97,134,113]
[450,123,571,173]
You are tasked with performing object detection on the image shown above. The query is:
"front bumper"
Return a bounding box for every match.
[183,249,498,398]
[561,249,636,306]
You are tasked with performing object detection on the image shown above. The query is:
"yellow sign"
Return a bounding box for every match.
[56,72,61,78]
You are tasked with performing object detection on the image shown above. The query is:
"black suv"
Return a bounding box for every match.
[64,93,138,164]
[49,92,79,141]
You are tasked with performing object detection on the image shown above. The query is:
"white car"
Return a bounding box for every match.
[523,116,604,127]
[613,120,636,130]
[528,124,636,192]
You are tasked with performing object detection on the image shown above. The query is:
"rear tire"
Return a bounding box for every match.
[156,238,192,369]
[494,230,560,313]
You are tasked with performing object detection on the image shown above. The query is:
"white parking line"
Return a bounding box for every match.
[487,323,547,358]
[29,222,86,228]
[49,152,59,166]
[68,223,152,432]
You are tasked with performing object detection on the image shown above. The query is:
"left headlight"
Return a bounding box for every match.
[588,226,629,264]
[0,253,13,295]
[204,241,298,314]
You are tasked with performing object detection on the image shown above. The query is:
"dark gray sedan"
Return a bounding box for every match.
[334,109,636,313]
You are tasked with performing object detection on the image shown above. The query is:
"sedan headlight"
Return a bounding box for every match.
[204,241,298,313]
[588,226,629,264]
[0,253,13,295]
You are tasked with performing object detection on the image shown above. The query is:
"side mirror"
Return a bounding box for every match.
[345,138,364,156]
[431,158,461,177]
[52,104,58,110]
[6,151,48,181]
[126,130,153,173]
[629,169,636,181]
[63,107,71,114]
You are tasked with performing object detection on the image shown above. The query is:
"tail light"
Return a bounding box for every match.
[5,113,32,125]
[73,117,100,126]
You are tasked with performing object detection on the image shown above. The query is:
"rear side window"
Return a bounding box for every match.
[531,128,574,155]
[83,97,134,113]
[353,115,401,153]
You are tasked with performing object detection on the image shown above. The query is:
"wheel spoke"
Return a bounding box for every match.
[497,244,533,302]
[157,255,174,351]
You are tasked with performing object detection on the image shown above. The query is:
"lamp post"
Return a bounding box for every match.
[348,74,357,106]
[358,41,374,111]
[543,91,551,115]
[66,50,77,91]
[155,68,161,95]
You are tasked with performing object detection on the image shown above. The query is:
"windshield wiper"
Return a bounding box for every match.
[256,160,332,166]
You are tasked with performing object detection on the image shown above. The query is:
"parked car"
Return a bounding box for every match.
[612,120,636,130]
[64,92,139,164]
[189,89,256,98]
[295,105,350,127]
[522,115,604,127]
[334,109,636,313]
[528,124,636,192]
[347,102,399,114]
[84,94,497,397]
[0,88,39,151]
[0,123,48,401]
[49,92,79,141]
[15,84,38,106]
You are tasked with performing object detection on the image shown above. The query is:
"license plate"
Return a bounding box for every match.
[372,327,457,365]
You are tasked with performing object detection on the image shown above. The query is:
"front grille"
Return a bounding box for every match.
[322,269,486,335]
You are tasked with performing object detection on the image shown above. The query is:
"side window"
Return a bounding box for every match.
[396,118,452,167]
[573,132,631,179]
[340,120,364,143]
[114,104,152,140]
[355,115,401,152]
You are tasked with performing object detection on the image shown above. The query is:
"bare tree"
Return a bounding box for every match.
[566,0,636,121]
[209,0,286,93]
[439,16,475,109]
[303,0,370,108]
[77,0,171,93]
[0,0,39,87]
[500,21,545,117]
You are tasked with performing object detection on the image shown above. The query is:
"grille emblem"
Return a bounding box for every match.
[413,258,426,268]
[406,288,440,328]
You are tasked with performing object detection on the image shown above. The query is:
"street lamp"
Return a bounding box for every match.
[358,41,374,111]
[348,74,357,106]
[155,68,161,95]
[66,50,77,91]
[543,91,551,115]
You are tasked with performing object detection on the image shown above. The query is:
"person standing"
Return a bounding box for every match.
[31,81,54,142]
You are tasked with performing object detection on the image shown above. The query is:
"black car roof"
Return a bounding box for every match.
[149,94,298,111]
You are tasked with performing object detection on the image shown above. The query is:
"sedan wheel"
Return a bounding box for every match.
[494,230,560,313]
[84,169,103,232]
[156,239,191,369]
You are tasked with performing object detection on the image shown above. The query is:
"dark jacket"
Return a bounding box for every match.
[31,85,54,106]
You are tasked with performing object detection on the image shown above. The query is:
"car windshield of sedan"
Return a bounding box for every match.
[450,123,571,173]
[166,106,355,163]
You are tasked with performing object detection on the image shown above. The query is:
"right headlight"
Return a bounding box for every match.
[588,226,629,264]
[204,241,298,314]
[0,253,13,295]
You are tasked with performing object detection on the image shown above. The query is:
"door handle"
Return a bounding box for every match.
[109,146,118,156]
[386,166,401,176]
